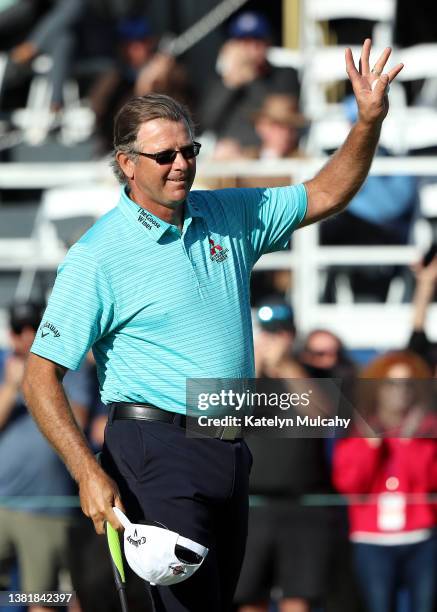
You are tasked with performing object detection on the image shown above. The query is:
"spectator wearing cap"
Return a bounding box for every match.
[90,16,190,152]
[211,94,308,189]
[251,94,307,161]
[235,299,337,612]
[253,299,299,378]
[0,302,77,612]
[197,11,301,148]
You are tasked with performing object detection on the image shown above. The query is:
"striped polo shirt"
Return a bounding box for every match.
[31,184,307,413]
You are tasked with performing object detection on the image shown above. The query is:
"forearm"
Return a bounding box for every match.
[22,356,98,484]
[307,120,381,221]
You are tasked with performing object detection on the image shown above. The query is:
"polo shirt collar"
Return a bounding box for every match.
[117,186,171,242]
[185,195,203,220]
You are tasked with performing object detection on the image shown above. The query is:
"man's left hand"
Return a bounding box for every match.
[345,38,404,126]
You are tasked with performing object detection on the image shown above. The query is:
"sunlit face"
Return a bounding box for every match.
[378,363,415,417]
[120,118,197,211]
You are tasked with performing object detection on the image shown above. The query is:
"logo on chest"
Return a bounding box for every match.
[209,238,229,263]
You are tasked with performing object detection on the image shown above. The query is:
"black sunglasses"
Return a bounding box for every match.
[134,142,201,165]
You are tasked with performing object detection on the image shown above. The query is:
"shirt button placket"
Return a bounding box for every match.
[180,235,202,290]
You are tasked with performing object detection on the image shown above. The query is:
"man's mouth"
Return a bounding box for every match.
[167,177,187,183]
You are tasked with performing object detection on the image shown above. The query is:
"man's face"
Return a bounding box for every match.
[125,119,197,210]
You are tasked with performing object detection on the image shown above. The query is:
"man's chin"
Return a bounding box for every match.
[165,184,190,204]
[163,195,187,208]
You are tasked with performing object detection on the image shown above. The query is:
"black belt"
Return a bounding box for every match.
[107,402,240,441]
[108,402,186,425]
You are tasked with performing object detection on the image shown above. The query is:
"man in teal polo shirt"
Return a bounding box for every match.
[23,40,403,611]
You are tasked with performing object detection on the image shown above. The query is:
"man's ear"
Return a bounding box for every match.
[116,151,135,180]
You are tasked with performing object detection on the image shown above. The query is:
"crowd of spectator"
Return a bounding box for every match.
[1,2,434,301]
[0,3,434,250]
[235,255,437,612]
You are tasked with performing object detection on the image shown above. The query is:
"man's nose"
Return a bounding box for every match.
[172,151,189,170]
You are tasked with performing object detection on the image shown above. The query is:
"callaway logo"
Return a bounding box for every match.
[209,238,229,263]
[169,563,187,576]
[127,529,147,548]
[40,321,60,338]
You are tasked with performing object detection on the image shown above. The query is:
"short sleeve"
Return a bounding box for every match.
[212,183,307,264]
[31,243,116,371]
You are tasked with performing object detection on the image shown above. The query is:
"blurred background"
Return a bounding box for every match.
[0,1,437,611]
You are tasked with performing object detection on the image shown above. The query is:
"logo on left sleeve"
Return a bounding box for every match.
[40,321,60,338]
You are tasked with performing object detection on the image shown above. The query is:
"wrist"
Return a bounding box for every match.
[355,117,383,134]
[75,453,102,484]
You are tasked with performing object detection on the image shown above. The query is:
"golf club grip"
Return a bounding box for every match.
[105,520,129,612]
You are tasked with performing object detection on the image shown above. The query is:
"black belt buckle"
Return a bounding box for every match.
[216,425,241,441]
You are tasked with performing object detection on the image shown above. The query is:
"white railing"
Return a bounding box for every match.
[1,156,437,349]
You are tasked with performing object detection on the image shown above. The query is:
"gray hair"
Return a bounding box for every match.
[111,93,195,184]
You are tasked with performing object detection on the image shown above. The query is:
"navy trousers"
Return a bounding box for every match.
[102,416,252,612]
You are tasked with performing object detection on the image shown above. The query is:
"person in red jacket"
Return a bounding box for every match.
[333,351,437,612]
